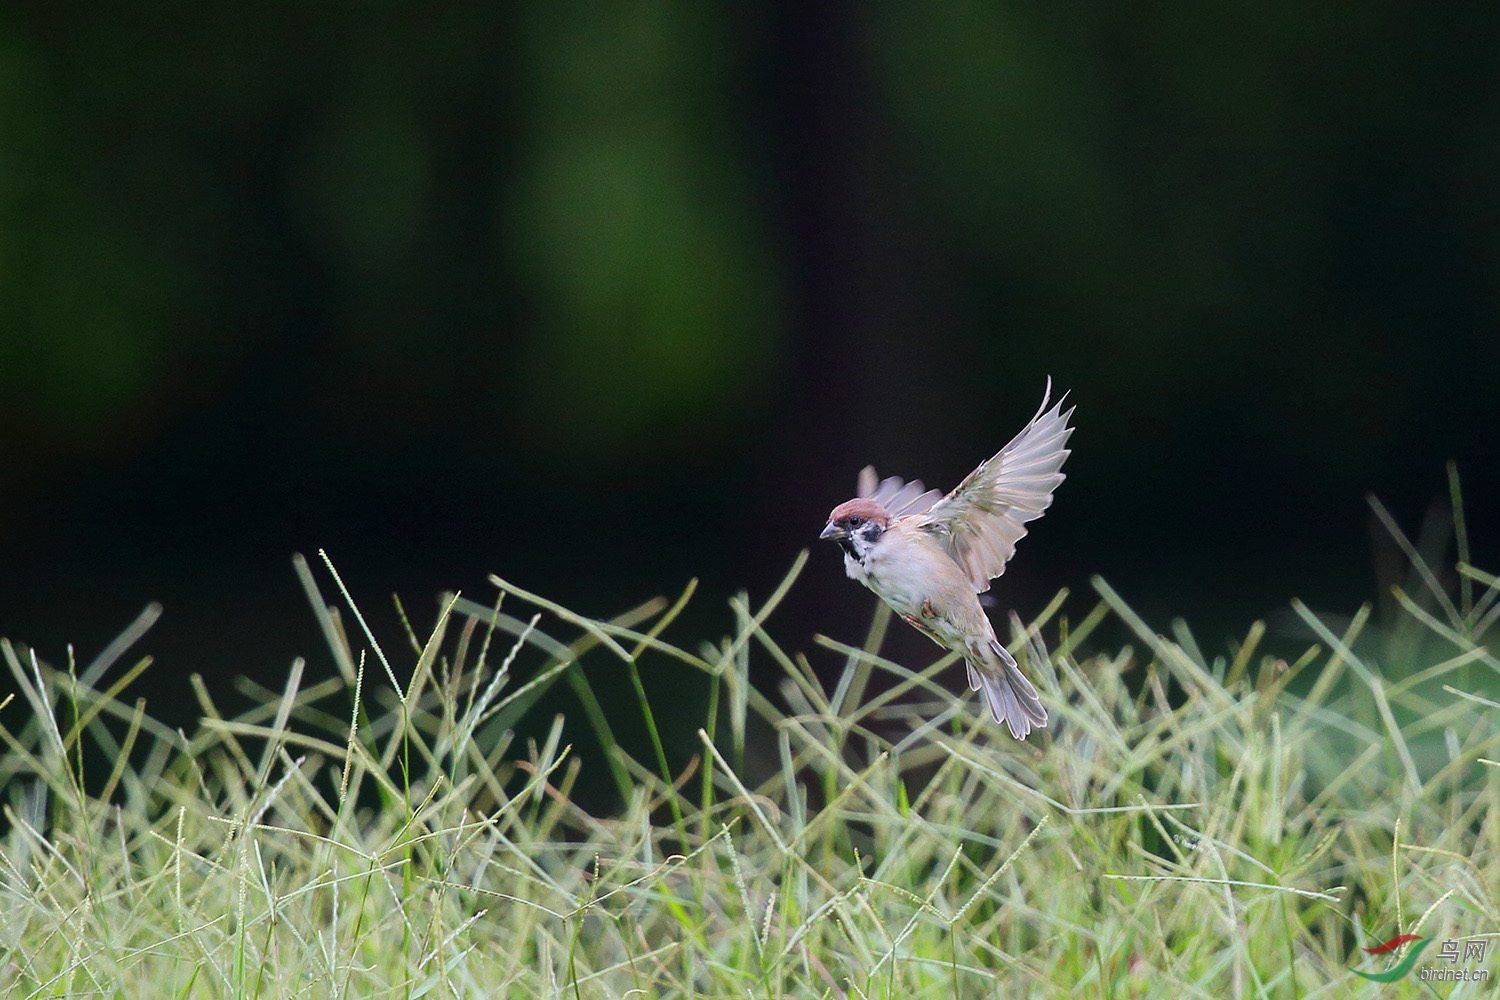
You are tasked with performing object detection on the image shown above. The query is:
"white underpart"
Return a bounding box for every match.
[841,518,1047,739]
[844,526,967,647]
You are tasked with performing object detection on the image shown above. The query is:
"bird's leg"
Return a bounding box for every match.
[903,600,935,629]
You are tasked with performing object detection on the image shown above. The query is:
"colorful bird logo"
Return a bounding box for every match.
[1350,934,1433,982]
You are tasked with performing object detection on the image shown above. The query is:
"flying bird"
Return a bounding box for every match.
[819,381,1074,739]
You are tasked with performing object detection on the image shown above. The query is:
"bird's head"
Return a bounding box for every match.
[820,497,890,560]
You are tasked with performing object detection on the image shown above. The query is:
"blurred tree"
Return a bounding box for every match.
[503,4,784,456]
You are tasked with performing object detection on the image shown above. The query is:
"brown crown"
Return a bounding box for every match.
[827,497,890,527]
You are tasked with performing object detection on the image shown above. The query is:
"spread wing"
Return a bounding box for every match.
[856,466,943,519]
[917,380,1074,592]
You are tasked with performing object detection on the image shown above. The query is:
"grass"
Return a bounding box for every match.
[2,486,1499,998]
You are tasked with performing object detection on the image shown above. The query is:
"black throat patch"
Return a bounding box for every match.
[837,521,885,562]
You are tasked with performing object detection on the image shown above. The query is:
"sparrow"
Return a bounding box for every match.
[819,381,1074,739]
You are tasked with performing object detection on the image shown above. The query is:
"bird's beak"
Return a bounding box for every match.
[819,521,844,541]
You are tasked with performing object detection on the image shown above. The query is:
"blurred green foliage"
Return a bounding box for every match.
[866,0,1498,411]
[0,4,784,467]
[504,4,782,452]
[0,29,184,441]
[0,0,1493,490]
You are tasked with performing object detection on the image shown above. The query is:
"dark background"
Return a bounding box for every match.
[2,3,1497,772]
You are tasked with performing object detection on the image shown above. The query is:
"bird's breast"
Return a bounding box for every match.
[856,531,946,619]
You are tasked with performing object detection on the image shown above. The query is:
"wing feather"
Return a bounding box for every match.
[918,380,1075,592]
[855,465,944,519]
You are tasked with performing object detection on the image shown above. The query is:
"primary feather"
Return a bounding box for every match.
[917,379,1074,592]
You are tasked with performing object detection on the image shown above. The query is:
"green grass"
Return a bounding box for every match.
[3,494,1499,998]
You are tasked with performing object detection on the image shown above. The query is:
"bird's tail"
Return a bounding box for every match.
[966,640,1048,740]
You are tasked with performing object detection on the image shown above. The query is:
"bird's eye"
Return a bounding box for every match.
[848,516,863,527]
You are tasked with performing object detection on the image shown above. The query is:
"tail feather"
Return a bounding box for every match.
[968,640,1047,740]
